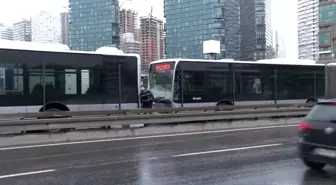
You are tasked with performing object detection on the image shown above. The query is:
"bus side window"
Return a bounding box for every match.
[277,69,299,100]
[296,71,313,99]
[235,72,263,95]
[316,71,325,97]
[208,71,231,95]
[0,64,25,106]
[183,71,206,93]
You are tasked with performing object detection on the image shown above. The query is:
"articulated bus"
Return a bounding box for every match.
[148,58,325,108]
[0,40,141,113]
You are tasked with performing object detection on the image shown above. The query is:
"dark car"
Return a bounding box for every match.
[298,99,336,170]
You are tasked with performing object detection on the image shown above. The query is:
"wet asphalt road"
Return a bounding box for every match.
[0,125,335,185]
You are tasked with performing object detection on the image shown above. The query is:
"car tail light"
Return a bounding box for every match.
[318,102,336,105]
[299,123,312,131]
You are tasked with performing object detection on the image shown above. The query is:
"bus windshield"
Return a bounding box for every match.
[148,62,175,100]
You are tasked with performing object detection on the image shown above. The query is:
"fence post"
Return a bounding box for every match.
[313,71,316,99]
[118,63,122,110]
[42,61,46,111]
[181,69,184,107]
[232,67,236,103]
[274,69,277,104]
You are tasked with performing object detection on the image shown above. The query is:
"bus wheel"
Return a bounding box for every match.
[39,103,70,119]
[216,102,234,111]
[39,102,70,112]
[39,108,64,118]
[46,108,61,112]
[305,99,316,107]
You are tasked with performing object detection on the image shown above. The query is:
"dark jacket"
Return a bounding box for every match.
[140,90,154,108]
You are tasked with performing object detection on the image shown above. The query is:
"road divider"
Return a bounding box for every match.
[0,124,298,151]
[0,103,306,119]
[0,104,309,134]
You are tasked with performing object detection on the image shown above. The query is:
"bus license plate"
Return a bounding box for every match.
[314,148,336,158]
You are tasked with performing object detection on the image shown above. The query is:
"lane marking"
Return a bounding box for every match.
[0,169,56,179]
[172,143,283,157]
[0,124,296,151]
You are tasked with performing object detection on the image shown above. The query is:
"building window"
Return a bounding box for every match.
[319,32,331,45]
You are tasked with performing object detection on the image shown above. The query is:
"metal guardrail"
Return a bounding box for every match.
[0,103,307,119]
[0,104,309,134]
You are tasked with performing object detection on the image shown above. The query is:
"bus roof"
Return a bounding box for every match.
[326,63,336,66]
[150,58,325,66]
[0,39,70,52]
[256,58,317,65]
[0,39,139,58]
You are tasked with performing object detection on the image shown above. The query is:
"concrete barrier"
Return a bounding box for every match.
[0,117,302,148]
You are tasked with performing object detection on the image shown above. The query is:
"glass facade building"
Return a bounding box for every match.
[164,0,240,59]
[318,1,336,61]
[297,0,319,61]
[239,0,273,61]
[69,0,119,51]
[61,12,70,46]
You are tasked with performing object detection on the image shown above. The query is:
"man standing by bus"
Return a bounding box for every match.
[140,87,154,109]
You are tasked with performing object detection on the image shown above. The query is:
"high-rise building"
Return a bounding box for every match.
[164,0,240,59]
[163,24,167,59]
[297,0,319,60]
[69,0,120,51]
[274,30,287,58]
[119,9,139,40]
[134,28,140,42]
[318,0,336,61]
[31,11,61,43]
[140,16,164,71]
[61,12,69,46]
[0,24,13,40]
[13,19,31,41]
[120,33,140,54]
[239,0,273,61]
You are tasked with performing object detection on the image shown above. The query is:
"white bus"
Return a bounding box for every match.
[148,58,325,108]
[0,40,141,113]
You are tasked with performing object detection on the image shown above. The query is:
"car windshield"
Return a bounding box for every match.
[306,104,336,121]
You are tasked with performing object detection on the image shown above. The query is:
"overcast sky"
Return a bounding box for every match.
[0,0,297,58]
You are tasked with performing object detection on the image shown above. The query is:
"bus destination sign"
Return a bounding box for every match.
[155,64,171,71]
